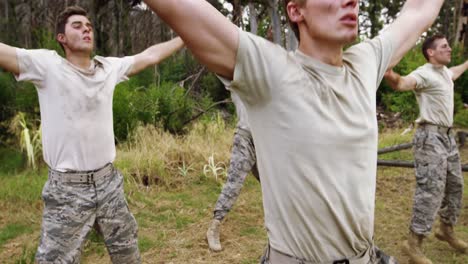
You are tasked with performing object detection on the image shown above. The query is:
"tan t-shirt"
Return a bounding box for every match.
[231,91,250,132]
[220,30,394,262]
[409,63,454,127]
[15,49,134,171]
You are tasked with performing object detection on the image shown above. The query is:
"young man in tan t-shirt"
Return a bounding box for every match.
[142,0,444,263]
[0,6,184,264]
[385,34,468,263]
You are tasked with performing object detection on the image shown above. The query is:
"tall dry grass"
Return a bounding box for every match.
[116,116,235,188]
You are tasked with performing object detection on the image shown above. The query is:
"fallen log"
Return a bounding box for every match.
[378,143,413,155]
[377,160,468,172]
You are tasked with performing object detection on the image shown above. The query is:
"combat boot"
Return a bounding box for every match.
[435,222,468,253]
[402,231,433,264]
[206,219,222,251]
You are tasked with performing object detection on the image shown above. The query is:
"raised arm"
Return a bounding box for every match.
[142,0,239,79]
[128,37,185,76]
[384,69,417,92]
[0,43,19,75]
[385,0,445,68]
[449,60,468,81]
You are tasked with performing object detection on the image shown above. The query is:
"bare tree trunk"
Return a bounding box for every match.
[286,24,298,51]
[248,2,258,35]
[268,0,282,45]
[454,0,467,46]
[4,0,8,20]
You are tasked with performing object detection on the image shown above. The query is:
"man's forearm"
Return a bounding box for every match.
[145,37,184,65]
[142,0,238,78]
[0,42,19,75]
[387,0,444,68]
[450,60,468,81]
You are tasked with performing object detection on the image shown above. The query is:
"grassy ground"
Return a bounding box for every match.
[0,125,467,263]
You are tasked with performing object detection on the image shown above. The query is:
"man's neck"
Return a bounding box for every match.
[298,37,344,67]
[429,61,445,68]
[65,52,92,70]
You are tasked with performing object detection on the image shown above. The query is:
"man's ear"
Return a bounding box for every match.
[427,48,435,58]
[57,33,66,46]
[287,1,304,23]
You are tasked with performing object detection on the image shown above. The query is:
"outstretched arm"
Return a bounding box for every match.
[385,0,445,68]
[128,37,185,77]
[0,43,19,75]
[142,0,239,79]
[384,69,417,91]
[449,60,468,81]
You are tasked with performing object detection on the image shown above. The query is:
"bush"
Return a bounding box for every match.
[454,108,468,128]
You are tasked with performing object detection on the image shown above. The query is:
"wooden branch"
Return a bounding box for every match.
[181,99,231,127]
[378,143,413,155]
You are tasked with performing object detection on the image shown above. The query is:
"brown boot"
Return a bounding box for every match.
[206,219,222,252]
[435,222,468,253]
[402,231,433,264]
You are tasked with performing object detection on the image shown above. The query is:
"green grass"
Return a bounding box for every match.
[0,224,33,247]
[0,148,24,174]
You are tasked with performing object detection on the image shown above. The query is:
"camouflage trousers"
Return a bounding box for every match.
[410,125,463,236]
[260,244,398,264]
[213,128,259,221]
[36,165,141,264]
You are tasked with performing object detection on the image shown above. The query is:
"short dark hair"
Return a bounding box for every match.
[284,0,305,41]
[55,6,89,50]
[422,34,446,61]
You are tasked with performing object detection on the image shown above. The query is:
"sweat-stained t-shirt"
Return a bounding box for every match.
[231,91,251,132]
[15,49,134,171]
[409,63,455,127]
[219,29,394,262]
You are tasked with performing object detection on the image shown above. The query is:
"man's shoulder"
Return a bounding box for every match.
[18,48,61,60]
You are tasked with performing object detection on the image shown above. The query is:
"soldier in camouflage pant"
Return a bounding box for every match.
[411,126,463,235]
[206,127,259,251]
[36,165,140,263]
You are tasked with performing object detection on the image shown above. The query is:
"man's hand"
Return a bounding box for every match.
[0,43,19,75]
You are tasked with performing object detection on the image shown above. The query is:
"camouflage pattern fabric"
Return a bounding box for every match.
[213,128,259,221]
[410,126,463,236]
[36,167,140,264]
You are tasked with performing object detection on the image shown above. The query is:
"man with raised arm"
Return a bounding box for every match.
[142,0,444,263]
[0,6,184,264]
[385,34,468,263]
[206,91,260,252]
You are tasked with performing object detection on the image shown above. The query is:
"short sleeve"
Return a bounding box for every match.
[344,30,395,90]
[218,29,290,105]
[15,48,57,86]
[409,67,427,91]
[102,56,135,84]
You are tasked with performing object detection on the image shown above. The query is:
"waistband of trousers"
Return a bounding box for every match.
[418,123,453,134]
[267,245,371,264]
[48,163,114,184]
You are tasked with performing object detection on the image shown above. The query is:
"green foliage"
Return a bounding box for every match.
[200,72,228,102]
[0,148,24,174]
[113,83,139,142]
[454,108,468,128]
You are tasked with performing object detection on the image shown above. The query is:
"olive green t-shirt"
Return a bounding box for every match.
[221,30,394,262]
[409,63,454,127]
